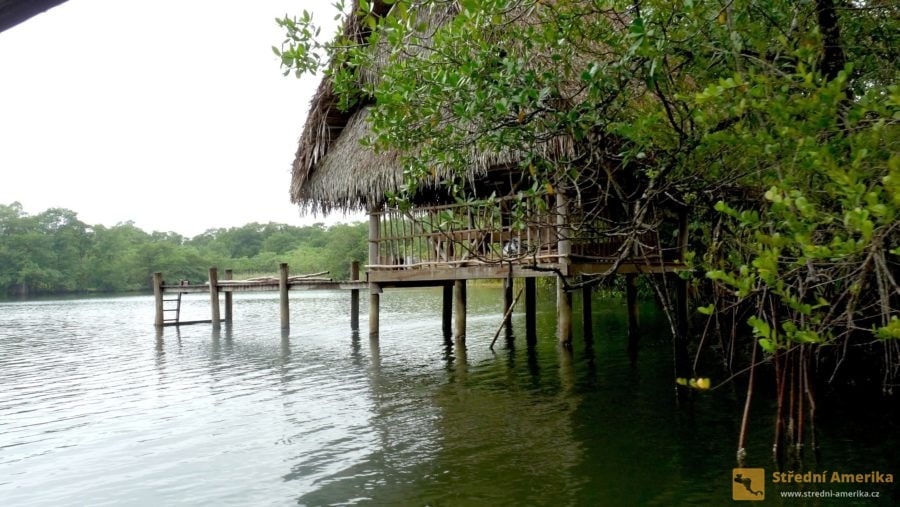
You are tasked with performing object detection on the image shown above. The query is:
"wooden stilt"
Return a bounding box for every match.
[442,283,453,336]
[350,261,360,330]
[582,284,593,343]
[555,188,572,345]
[454,279,467,341]
[503,275,514,331]
[369,285,380,337]
[525,277,536,344]
[224,269,233,323]
[557,276,572,345]
[153,272,164,327]
[626,273,639,354]
[279,263,289,329]
[209,267,220,330]
[368,209,381,337]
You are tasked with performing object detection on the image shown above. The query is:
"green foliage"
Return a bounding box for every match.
[0,202,367,297]
[279,0,898,354]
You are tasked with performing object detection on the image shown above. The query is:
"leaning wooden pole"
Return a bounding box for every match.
[153,272,164,327]
[279,263,290,329]
[209,267,220,330]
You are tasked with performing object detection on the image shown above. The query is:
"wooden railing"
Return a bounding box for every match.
[368,196,678,270]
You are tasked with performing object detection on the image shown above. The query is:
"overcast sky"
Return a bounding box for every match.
[0,0,357,237]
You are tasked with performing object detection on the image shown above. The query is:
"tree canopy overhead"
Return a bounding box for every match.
[278,0,898,348]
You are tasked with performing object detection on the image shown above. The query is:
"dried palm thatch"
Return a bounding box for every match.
[289,0,595,214]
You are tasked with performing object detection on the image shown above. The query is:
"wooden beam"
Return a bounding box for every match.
[503,275,514,331]
[209,267,220,330]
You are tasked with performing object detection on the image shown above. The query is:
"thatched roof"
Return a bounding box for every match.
[290,1,463,214]
[289,1,583,214]
[0,0,67,33]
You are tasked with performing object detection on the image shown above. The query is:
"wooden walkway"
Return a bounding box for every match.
[153,263,365,328]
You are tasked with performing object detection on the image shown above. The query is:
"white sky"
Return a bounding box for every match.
[0,0,360,237]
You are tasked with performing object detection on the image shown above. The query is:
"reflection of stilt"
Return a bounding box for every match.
[558,345,575,393]
[626,274,639,360]
[581,284,593,344]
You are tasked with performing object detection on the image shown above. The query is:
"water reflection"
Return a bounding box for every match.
[1,291,896,506]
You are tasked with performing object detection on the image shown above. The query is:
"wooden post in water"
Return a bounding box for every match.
[209,267,220,330]
[224,269,233,324]
[556,189,572,345]
[279,263,290,329]
[503,275,514,331]
[350,261,360,330]
[442,283,453,336]
[454,279,467,341]
[153,272,164,327]
[582,284,593,343]
[525,277,537,344]
[626,273,639,354]
[368,210,380,337]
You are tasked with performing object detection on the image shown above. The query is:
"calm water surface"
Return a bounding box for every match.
[1,288,896,505]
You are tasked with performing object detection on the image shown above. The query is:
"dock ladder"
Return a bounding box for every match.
[162,292,182,325]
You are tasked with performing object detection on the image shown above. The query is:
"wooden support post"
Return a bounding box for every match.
[279,263,289,329]
[442,283,453,336]
[454,279,467,341]
[557,276,572,346]
[368,209,380,337]
[350,261,360,330]
[525,277,537,344]
[209,267,220,330]
[224,269,233,323]
[626,274,639,355]
[369,285,380,337]
[582,284,593,343]
[153,272,164,327]
[556,188,572,345]
[503,276,514,331]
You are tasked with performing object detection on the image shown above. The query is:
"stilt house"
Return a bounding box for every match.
[289,1,687,342]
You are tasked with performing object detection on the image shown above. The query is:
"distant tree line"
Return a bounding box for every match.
[0,202,367,298]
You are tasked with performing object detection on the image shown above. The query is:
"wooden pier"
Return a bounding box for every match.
[153,263,366,329]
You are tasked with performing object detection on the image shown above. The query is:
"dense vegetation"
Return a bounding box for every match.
[0,202,367,298]
[278,0,898,457]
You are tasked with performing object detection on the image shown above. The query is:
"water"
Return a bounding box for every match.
[1,288,896,505]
